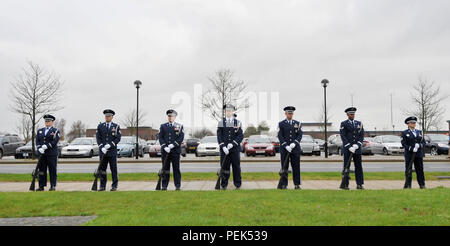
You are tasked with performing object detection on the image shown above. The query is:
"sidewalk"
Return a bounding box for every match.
[1,180,449,192]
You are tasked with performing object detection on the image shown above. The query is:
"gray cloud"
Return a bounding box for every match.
[0,0,449,134]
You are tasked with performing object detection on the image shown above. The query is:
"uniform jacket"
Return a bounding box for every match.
[96,122,121,157]
[217,118,244,153]
[36,127,60,156]
[340,119,365,154]
[278,119,303,154]
[401,129,426,158]
[158,122,184,154]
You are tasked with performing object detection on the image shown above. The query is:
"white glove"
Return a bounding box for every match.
[164,147,171,153]
[222,147,230,155]
[415,143,420,149]
[105,144,111,150]
[42,145,48,150]
[285,146,292,153]
[349,147,356,153]
[38,148,45,154]
[168,144,175,149]
[101,148,107,154]
[353,144,359,150]
[227,143,233,149]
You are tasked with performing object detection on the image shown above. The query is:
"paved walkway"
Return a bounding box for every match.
[0,216,97,226]
[1,180,449,192]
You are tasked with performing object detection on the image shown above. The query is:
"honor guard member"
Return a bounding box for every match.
[217,104,244,190]
[36,114,60,191]
[96,109,121,191]
[277,106,303,189]
[340,107,365,190]
[401,116,426,189]
[158,109,185,190]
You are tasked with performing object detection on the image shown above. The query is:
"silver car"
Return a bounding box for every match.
[370,135,404,155]
[195,136,220,157]
[300,135,321,156]
[61,137,99,158]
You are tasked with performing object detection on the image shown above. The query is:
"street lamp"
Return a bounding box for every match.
[321,79,329,158]
[134,80,142,160]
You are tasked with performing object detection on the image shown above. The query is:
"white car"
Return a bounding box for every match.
[195,136,220,157]
[300,135,321,156]
[370,135,404,155]
[61,137,99,158]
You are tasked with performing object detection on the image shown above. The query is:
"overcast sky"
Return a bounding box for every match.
[0,0,449,136]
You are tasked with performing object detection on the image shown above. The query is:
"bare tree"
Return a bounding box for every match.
[121,109,147,128]
[16,115,33,143]
[54,118,67,140]
[316,102,332,132]
[405,76,447,133]
[201,69,250,121]
[191,127,214,139]
[9,61,64,158]
[66,120,86,142]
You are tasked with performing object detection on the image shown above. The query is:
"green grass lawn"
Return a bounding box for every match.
[0,188,448,226]
[1,172,449,182]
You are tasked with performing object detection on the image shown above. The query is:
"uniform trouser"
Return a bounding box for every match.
[343,151,364,186]
[38,155,58,187]
[161,151,181,188]
[280,151,301,186]
[220,150,241,188]
[404,154,425,186]
[100,155,118,188]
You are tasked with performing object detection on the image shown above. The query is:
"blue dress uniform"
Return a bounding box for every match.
[278,118,303,187]
[339,108,365,188]
[158,120,184,189]
[217,117,244,188]
[36,121,60,189]
[96,116,121,189]
[401,117,426,188]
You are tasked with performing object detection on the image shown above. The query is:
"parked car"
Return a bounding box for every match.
[148,139,186,157]
[15,140,69,159]
[241,138,248,153]
[245,135,276,157]
[371,135,404,155]
[117,136,145,158]
[300,135,321,156]
[362,137,374,155]
[196,136,220,157]
[327,134,343,155]
[61,137,99,158]
[146,140,157,146]
[424,134,449,155]
[186,138,200,153]
[314,138,325,151]
[0,134,24,159]
[270,137,280,153]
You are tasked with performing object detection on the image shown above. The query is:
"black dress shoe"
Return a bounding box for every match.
[340,186,350,190]
[110,187,117,192]
[356,185,364,190]
[403,184,412,189]
[36,187,44,191]
[49,186,56,191]
[175,187,181,191]
[235,186,241,190]
[420,185,426,189]
[161,187,167,191]
[221,186,227,190]
[294,185,301,190]
[98,187,106,192]
[280,185,287,190]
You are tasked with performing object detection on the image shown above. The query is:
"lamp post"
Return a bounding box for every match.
[134,80,142,160]
[321,79,329,158]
